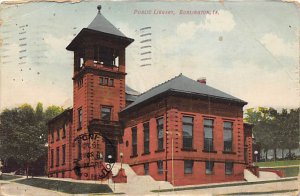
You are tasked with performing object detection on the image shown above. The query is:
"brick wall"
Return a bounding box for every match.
[120,95,248,185]
[48,110,72,178]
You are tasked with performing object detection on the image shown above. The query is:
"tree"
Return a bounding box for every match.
[281,108,299,156]
[44,105,64,122]
[245,107,300,161]
[245,107,276,160]
[0,103,63,177]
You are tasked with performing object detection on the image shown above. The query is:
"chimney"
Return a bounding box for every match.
[197,77,206,84]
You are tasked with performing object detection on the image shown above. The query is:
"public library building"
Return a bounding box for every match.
[47,6,253,186]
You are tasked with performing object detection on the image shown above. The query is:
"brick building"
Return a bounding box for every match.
[48,6,253,186]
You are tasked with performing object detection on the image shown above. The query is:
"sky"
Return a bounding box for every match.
[0,1,299,111]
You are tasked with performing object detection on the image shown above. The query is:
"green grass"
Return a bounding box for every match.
[278,167,299,177]
[255,160,299,177]
[0,174,23,181]
[255,160,300,167]
[15,178,112,194]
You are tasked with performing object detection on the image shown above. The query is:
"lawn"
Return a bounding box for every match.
[15,178,113,194]
[0,174,23,181]
[280,167,299,177]
[255,160,299,177]
[255,160,300,167]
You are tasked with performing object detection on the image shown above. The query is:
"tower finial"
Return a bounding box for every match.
[97,5,102,13]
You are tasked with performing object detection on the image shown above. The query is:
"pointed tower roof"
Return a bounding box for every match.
[87,5,127,38]
[66,5,133,51]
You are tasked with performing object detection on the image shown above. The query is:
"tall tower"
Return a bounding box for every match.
[66,5,133,179]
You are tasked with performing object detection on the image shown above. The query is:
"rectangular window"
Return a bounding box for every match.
[157,118,164,150]
[205,161,214,175]
[204,119,214,151]
[184,160,193,174]
[56,129,60,141]
[51,132,54,143]
[144,163,149,175]
[62,145,66,165]
[157,161,163,174]
[62,124,66,138]
[78,142,82,160]
[143,122,150,154]
[77,78,83,88]
[101,106,112,120]
[100,77,103,85]
[50,149,54,168]
[224,122,233,152]
[108,78,114,86]
[132,127,137,156]
[103,78,108,85]
[225,162,233,175]
[78,108,82,129]
[56,147,60,166]
[183,116,193,149]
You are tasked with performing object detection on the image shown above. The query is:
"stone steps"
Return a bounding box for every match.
[244,169,280,182]
[109,163,173,193]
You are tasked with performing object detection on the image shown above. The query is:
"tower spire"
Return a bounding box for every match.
[97,5,101,13]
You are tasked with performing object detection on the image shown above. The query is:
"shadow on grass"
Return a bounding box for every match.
[1,174,23,181]
[281,167,299,177]
[15,178,113,194]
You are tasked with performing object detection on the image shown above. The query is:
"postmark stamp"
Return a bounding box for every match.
[73,132,116,180]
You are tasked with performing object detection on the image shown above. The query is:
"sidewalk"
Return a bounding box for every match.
[259,164,300,168]
[0,173,299,196]
[0,180,67,196]
[157,178,299,196]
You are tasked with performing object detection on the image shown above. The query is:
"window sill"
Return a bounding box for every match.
[181,148,197,152]
[141,152,150,156]
[184,172,193,175]
[225,173,233,176]
[155,149,165,153]
[100,84,115,87]
[62,163,66,166]
[222,151,236,154]
[62,136,66,139]
[205,172,214,175]
[202,150,217,153]
[130,154,138,158]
